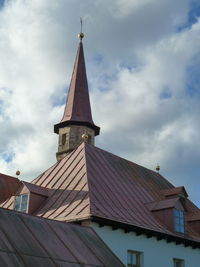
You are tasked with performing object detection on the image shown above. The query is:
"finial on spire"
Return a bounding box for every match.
[78,17,84,41]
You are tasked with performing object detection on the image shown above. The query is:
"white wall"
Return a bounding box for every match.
[92,223,200,267]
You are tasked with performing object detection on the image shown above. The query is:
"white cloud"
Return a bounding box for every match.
[0,0,199,207]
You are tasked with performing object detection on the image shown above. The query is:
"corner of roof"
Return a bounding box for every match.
[81,142,93,216]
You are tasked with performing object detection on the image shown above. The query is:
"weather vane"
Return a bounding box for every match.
[80,17,83,32]
[78,17,84,41]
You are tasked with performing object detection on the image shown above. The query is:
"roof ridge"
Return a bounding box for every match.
[82,142,92,217]
[84,143,171,179]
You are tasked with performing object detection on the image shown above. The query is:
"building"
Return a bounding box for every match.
[1,31,200,267]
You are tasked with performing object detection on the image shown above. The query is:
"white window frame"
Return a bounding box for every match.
[14,194,29,213]
[127,250,143,267]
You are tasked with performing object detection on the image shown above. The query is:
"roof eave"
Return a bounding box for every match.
[54,120,100,135]
[90,216,200,250]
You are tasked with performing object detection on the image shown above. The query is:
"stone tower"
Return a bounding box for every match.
[54,33,100,161]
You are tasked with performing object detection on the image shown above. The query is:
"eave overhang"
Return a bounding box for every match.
[54,120,100,136]
[88,216,200,250]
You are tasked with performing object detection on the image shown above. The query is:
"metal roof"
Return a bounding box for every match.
[146,198,180,211]
[22,181,49,197]
[1,142,200,245]
[0,208,124,266]
[186,211,200,222]
[54,41,100,135]
[0,173,21,204]
[161,186,188,198]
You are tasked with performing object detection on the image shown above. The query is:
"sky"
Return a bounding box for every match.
[0,0,200,207]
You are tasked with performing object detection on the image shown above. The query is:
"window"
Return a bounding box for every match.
[14,194,28,213]
[127,250,142,267]
[61,134,66,145]
[174,209,185,233]
[87,134,92,143]
[173,258,184,267]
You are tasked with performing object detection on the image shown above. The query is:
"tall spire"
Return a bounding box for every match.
[54,31,100,160]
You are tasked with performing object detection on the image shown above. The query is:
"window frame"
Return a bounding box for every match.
[127,250,143,267]
[173,258,185,267]
[61,133,67,145]
[14,194,29,213]
[87,134,92,143]
[173,209,185,233]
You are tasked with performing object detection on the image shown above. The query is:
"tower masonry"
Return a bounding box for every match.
[54,32,100,160]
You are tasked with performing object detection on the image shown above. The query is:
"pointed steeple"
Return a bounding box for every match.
[54,32,100,160]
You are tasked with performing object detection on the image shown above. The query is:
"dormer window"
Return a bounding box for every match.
[14,194,28,213]
[174,209,185,233]
[13,182,49,214]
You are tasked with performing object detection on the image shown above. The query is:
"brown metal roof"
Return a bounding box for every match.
[1,142,200,244]
[186,211,200,222]
[54,41,100,135]
[0,173,21,204]
[22,181,49,197]
[0,207,124,266]
[146,198,180,211]
[161,186,188,198]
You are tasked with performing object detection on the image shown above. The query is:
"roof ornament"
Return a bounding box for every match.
[156,164,160,172]
[82,134,88,142]
[78,17,84,41]
[16,170,21,177]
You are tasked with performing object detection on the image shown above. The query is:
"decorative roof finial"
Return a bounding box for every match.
[78,17,84,41]
[156,164,160,172]
[16,170,21,177]
[82,133,88,142]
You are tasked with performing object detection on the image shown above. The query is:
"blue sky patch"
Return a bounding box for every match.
[0,0,5,8]
[93,54,103,65]
[188,1,200,25]
[186,57,200,97]
[51,89,67,107]
[177,1,200,31]
[2,152,14,163]
[160,87,172,100]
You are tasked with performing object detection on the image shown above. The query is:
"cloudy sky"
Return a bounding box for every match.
[0,0,199,207]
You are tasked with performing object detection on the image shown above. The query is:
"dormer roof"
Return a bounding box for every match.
[146,198,180,212]
[21,181,49,197]
[161,186,188,198]
[186,211,200,222]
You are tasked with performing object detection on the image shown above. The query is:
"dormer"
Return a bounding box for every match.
[186,211,200,235]
[161,186,188,200]
[13,181,49,214]
[146,198,185,234]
